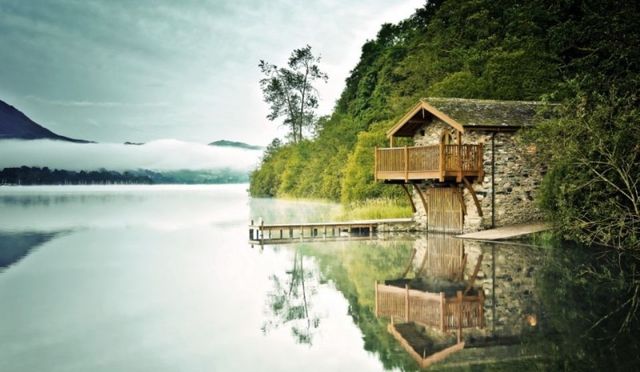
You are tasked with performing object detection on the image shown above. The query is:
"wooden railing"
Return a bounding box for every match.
[375,282,485,331]
[375,144,483,181]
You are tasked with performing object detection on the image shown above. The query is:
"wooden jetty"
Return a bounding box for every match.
[248,218,414,245]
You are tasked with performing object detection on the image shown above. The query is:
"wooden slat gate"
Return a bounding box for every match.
[427,187,463,233]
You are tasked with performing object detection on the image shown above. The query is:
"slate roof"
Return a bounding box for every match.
[387,97,551,137]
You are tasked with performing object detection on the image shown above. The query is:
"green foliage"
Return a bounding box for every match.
[251,0,563,203]
[251,0,640,254]
[530,89,640,250]
[335,198,412,221]
[537,244,640,370]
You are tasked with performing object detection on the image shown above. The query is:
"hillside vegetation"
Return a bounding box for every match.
[251,0,640,249]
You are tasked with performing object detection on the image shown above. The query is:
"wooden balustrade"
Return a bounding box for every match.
[375,144,483,182]
[375,282,485,331]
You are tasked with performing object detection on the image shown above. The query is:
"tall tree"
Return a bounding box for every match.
[259,45,328,143]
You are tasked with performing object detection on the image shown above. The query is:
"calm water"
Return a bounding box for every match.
[0,185,637,371]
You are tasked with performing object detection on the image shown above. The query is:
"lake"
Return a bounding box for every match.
[0,185,637,371]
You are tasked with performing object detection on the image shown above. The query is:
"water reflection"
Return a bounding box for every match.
[0,231,67,270]
[278,235,559,370]
[262,249,321,345]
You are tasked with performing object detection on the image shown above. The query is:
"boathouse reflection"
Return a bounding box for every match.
[374,234,544,368]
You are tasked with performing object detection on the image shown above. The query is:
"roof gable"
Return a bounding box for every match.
[387,97,546,138]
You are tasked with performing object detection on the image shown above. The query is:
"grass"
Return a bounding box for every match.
[334,198,413,221]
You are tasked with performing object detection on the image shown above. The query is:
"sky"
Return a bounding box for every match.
[0,0,425,145]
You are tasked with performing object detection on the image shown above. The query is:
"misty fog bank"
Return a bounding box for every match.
[0,139,261,171]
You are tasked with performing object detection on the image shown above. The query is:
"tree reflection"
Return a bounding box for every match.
[537,243,640,370]
[262,249,320,345]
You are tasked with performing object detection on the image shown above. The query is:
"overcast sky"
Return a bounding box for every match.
[0,0,424,145]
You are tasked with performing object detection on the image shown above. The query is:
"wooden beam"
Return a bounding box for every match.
[455,187,467,216]
[457,253,468,281]
[400,184,417,213]
[400,248,417,278]
[412,183,428,215]
[464,254,484,295]
[462,177,483,217]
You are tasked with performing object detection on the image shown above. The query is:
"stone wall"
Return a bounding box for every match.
[463,240,545,338]
[409,119,545,232]
[408,236,545,338]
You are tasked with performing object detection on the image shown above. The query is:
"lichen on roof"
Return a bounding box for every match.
[422,97,546,127]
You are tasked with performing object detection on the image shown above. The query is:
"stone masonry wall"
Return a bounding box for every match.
[409,119,545,232]
[463,240,545,338]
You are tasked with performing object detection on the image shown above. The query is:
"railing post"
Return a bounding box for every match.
[478,143,484,181]
[457,144,463,182]
[440,292,446,331]
[375,281,379,317]
[405,284,410,321]
[457,290,463,329]
[404,146,408,181]
[374,146,378,181]
[439,143,445,182]
[479,290,485,329]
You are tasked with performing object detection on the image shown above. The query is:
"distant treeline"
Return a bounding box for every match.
[0,166,249,185]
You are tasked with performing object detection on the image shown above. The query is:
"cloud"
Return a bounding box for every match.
[0,139,260,171]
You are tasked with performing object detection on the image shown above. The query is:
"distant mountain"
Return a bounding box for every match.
[209,139,262,150]
[0,99,91,143]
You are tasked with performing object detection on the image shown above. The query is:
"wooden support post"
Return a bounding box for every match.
[457,253,468,281]
[465,254,484,295]
[390,136,394,148]
[412,184,428,215]
[439,143,445,182]
[400,248,417,278]
[404,146,408,181]
[323,225,327,239]
[400,184,416,213]
[260,219,264,245]
[405,284,410,322]
[375,281,379,317]
[462,177,483,217]
[440,292,446,332]
[279,229,283,239]
[456,187,467,216]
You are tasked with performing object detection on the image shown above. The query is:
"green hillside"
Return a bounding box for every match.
[250,0,640,249]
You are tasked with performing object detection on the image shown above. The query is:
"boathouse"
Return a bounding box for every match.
[375,98,547,233]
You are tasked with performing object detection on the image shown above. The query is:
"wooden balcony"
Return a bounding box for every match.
[375,144,484,182]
